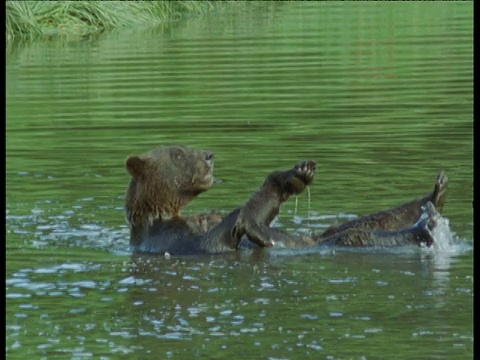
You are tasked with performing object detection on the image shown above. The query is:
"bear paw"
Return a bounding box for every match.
[294,160,317,185]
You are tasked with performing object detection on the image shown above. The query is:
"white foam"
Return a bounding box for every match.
[430,215,468,254]
[421,215,472,290]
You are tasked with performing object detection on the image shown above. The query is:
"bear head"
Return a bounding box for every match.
[125,145,214,228]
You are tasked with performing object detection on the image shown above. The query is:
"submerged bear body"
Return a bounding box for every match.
[124,145,447,255]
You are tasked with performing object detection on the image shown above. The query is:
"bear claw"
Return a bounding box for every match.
[294,160,316,185]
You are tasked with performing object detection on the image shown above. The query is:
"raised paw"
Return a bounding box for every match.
[294,160,317,186]
[283,160,316,195]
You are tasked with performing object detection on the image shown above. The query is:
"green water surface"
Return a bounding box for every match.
[6,2,473,359]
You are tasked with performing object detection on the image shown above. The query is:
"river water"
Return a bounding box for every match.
[6,2,473,359]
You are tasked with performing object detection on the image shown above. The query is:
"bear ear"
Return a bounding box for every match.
[125,156,146,178]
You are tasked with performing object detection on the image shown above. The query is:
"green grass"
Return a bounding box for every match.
[6,1,218,41]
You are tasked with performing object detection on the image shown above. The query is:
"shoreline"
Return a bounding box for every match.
[6,1,224,42]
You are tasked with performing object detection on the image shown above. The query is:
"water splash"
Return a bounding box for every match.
[431,216,457,252]
[417,213,472,291]
[402,200,471,256]
[425,205,471,255]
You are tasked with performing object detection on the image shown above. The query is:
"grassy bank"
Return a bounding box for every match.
[6,1,219,41]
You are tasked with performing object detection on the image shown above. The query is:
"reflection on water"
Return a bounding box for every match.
[6,1,472,359]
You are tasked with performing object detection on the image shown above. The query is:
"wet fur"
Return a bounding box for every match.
[125,145,317,254]
[125,145,447,254]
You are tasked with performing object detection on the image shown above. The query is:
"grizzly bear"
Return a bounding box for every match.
[125,145,446,255]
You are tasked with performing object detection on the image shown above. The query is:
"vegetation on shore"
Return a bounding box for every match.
[6,1,219,41]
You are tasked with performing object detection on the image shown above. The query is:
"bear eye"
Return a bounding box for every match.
[171,148,185,161]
